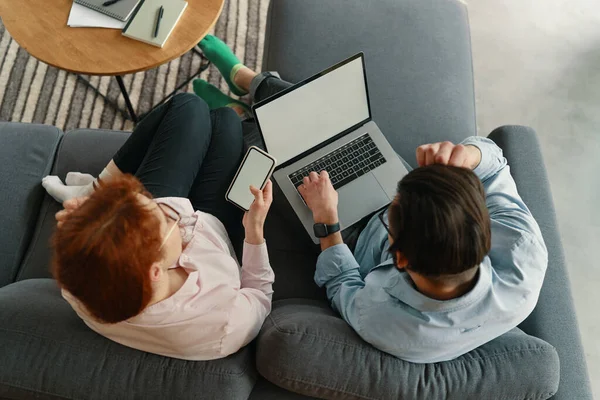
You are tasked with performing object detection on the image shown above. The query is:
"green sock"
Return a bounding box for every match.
[193,79,249,113]
[198,35,247,96]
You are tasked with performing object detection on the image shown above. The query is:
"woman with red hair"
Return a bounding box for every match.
[42,75,275,359]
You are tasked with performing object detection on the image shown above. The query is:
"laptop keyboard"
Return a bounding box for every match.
[289,134,387,190]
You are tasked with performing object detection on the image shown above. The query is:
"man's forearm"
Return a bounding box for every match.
[314,210,343,251]
[320,232,343,251]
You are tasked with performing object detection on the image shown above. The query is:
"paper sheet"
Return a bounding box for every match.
[67,3,126,29]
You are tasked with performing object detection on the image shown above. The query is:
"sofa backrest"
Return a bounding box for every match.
[0,123,62,288]
[263,0,476,167]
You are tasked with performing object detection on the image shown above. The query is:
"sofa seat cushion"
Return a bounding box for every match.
[0,122,62,287]
[0,279,258,400]
[257,299,560,400]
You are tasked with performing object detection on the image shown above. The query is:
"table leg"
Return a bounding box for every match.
[136,56,211,121]
[75,51,209,124]
[75,75,131,120]
[115,76,138,123]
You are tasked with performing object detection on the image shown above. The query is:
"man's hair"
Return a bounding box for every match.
[388,164,491,279]
[52,175,163,324]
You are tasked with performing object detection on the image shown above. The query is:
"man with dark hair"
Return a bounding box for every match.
[300,138,548,363]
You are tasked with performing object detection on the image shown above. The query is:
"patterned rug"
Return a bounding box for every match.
[0,0,269,132]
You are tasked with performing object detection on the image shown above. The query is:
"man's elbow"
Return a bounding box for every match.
[532,235,549,277]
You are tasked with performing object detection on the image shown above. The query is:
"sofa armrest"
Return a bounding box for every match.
[487,125,593,400]
[18,129,129,282]
[0,123,62,287]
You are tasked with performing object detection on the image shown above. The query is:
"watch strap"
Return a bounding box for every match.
[313,222,341,238]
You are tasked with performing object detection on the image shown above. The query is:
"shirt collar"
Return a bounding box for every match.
[382,260,492,312]
[139,269,198,314]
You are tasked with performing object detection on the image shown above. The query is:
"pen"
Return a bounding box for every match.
[102,0,123,6]
[153,6,164,38]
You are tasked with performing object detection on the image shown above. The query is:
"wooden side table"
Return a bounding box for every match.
[0,0,224,122]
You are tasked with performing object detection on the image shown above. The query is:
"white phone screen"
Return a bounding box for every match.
[227,148,275,210]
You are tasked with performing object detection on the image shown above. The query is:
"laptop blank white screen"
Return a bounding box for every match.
[254,57,370,165]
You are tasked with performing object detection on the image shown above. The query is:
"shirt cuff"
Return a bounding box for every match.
[242,241,269,268]
[461,136,507,182]
[315,244,360,287]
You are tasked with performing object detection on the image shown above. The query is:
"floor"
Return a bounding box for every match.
[468,0,599,395]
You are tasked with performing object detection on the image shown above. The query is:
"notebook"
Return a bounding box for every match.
[74,0,143,22]
[122,0,188,48]
[67,3,126,29]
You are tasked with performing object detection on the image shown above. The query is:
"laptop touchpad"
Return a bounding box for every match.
[337,173,389,229]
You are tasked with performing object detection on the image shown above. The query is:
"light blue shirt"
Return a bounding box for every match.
[314,137,548,363]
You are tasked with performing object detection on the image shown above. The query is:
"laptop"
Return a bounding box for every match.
[252,53,409,244]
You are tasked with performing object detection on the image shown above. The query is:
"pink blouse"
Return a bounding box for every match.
[62,197,274,360]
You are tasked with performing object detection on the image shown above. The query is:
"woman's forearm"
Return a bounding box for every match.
[244,225,264,245]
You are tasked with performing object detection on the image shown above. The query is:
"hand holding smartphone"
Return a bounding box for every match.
[226,146,277,211]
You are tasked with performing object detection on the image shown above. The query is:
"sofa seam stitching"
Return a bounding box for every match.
[0,380,73,400]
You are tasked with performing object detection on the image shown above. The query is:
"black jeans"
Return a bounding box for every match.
[112,75,292,251]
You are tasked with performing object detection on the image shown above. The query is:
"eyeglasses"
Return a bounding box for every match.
[378,208,391,236]
[379,207,400,259]
[157,203,180,250]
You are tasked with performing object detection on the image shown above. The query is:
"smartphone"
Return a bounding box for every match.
[226,146,277,211]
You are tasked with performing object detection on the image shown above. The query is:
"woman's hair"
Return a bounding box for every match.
[388,164,491,280]
[52,174,163,324]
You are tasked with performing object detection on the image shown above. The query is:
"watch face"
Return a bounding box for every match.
[313,223,328,238]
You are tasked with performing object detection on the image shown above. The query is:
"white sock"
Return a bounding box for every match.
[42,176,94,203]
[66,172,95,186]
[42,168,114,203]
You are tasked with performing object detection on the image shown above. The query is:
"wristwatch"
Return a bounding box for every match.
[313,222,341,238]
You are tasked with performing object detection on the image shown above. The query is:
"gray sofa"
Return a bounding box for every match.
[0,0,593,399]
